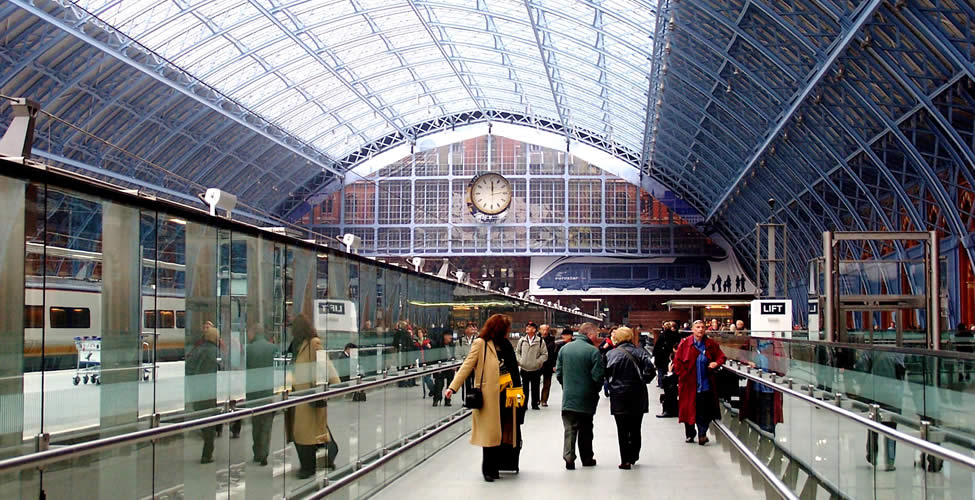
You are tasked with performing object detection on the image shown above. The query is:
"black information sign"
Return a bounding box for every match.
[807,301,819,314]
[760,302,786,315]
[319,302,345,315]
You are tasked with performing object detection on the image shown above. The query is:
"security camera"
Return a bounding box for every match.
[336,233,362,254]
[202,188,237,218]
[767,197,776,210]
[454,270,465,282]
[502,286,510,295]
[410,257,424,272]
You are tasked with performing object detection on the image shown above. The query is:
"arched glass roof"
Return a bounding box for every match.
[4,0,975,319]
[74,0,657,160]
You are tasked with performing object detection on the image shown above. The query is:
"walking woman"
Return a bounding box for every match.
[673,319,726,445]
[445,314,525,482]
[290,314,340,479]
[605,327,655,469]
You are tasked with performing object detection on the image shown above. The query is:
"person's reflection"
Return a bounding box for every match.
[814,342,834,394]
[289,315,341,478]
[742,341,782,434]
[186,323,220,464]
[432,330,455,407]
[246,325,278,467]
[854,350,906,471]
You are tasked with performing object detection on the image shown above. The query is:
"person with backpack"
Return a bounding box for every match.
[605,327,655,469]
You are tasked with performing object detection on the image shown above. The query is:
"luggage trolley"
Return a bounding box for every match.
[140,332,156,382]
[73,336,101,385]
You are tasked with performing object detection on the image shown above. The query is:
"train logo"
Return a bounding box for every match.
[536,257,712,292]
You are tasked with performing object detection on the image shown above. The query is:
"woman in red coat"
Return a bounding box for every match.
[673,320,727,445]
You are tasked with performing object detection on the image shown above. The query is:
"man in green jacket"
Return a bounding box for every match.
[246,325,279,466]
[555,322,605,469]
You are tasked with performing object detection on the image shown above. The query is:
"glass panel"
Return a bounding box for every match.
[1,176,35,496]
[182,218,220,497]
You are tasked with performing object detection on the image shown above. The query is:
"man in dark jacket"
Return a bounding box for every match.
[186,324,220,464]
[540,324,557,407]
[555,322,605,470]
[245,326,278,466]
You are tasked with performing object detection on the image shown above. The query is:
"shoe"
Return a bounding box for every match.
[698,436,709,446]
[296,469,315,479]
[656,413,675,418]
[565,460,575,470]
[483,474,495,482]
[259,458,268,466]
[200,456,214,464]
[444,399,452,407]
[231,433,240,439]
[685,437,695,443]
[541,402,548,407]
[618,463,632,470]
[432,399,439,407]
[581,459,597,467]
[884,464,896,471]
[532,406,540,410]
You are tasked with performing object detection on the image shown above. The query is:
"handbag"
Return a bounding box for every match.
[464,340,487,409]
[324,425,339,468]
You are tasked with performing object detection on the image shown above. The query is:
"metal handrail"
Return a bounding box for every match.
[712,419,800,500]
[0,361,462,474]
[721,362,975,470]
[712,333,975,361]
[308,410,472,499]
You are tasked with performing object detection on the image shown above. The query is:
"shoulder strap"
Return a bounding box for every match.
[618,345,643,378]
[476,339,488,387]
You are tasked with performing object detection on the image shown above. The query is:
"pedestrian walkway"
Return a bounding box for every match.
[372,383,763,500]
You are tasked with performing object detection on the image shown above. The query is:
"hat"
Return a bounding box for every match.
[525,321,538,329]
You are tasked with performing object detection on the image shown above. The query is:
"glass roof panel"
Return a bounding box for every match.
[72,0,657,162]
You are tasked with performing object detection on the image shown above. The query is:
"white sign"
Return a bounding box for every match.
[807,299,821,339]
[750,299,793,338]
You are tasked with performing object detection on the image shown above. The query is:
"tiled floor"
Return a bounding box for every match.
[371,383,763,500]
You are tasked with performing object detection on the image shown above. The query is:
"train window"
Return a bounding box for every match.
[25,305,43,328]
[176,311,186,329]
[50,307,91,329]
[144,310,156,329]
[158,310,175,328]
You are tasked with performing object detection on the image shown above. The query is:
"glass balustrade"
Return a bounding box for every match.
[0,162,589,499]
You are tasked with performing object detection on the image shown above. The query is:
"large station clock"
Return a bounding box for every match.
[466,172,512,218]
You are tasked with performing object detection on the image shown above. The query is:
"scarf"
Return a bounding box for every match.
[694,339,710,393]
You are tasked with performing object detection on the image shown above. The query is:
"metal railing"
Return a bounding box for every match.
[711,418,800,500]
[721,361,975,471]
[0,360,464,475]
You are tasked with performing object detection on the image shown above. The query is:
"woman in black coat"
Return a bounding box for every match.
[605,327,655,469]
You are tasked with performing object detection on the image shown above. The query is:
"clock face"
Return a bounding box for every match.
[469,173,512,215]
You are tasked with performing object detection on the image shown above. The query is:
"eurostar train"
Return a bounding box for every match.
[536,257,712,292]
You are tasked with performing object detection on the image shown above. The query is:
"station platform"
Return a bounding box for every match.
[373,383,762,500]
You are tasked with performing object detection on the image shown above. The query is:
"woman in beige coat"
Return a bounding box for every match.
[291,314,340,479]
[445,314,524,482]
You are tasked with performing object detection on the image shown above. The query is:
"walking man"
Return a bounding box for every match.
[556,322,605,469]
[516,321,548,410]
[540,324,557,407]
[245,325,278,466]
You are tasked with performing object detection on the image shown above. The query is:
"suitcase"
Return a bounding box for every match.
[497,441,522,474]
[660,373,678,416]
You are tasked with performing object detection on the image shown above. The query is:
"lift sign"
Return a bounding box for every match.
[319,302,345,315]
[760,302,786,315]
